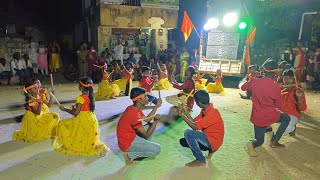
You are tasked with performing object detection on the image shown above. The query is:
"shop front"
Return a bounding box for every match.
[98,4,178,61]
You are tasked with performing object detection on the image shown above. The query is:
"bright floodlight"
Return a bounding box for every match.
[223,13,238,27]
[203,18,219,31]
[238,22,247,30]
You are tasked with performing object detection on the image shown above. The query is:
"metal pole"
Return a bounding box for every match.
[298,12,318,40]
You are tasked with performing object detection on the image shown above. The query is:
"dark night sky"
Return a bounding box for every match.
[0,0,207,37]
[0,0,81,32]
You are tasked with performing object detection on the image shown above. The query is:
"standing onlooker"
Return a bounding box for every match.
[76,42,88,77]
[294,41,306,85]
[87,45,98,78]
[113,40,124,63]
[37,41,49,77]
[27,37,39,76]
[48,40,62,73]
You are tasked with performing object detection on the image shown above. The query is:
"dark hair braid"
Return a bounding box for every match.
[88,86,95,112]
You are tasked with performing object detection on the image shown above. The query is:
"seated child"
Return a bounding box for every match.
[171,66,196,109]
[53,77,109,156]
[178,90,224,167]
[193,65,206,90]
[113,61,133,96]
[206,69,224,94]
[139,66,159,105]
[0,58,12,85]
[14,81,60,142]
[117,87,162,165]
[94,63,120,100]
[155,63,170,90]
[11,52,31,84]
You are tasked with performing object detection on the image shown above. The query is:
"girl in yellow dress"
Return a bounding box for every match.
[155,63,170,90]
[94,63,120,100]
[193,65,206,90]
[53,77,109,156]
[49,47,61,72]
[113,61,133,96]
[33,78,53,113]
[13,81,60,142]
[206,69,224,93]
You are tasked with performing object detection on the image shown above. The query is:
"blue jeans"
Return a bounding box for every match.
[126,136,161,160]
[147,94,158,105]
[183,129,211,162]
[252,113,290,148]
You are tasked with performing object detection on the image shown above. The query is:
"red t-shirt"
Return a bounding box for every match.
[140,76,153,93]
[241,77,281,127]
[117,105,145,151]
[194,104,224,151]
[279,87,307,119]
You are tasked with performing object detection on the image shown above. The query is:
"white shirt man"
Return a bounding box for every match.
[114,44,124,63]
[10,59,31,75]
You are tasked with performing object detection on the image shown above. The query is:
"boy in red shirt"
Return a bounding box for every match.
[178,90,224,167]
[279,69,307,136]
[139,66,159,105]
[241,59,291,157]
[171,66,196,109]
[117,87,162,165]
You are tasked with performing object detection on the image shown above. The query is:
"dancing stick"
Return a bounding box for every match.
[50,73,54,90]
[138,115,156,122]
[158,89,161,98]
[291,68,298,87]
[185,89,194,102]
[107,70,114,81]
[50,92,61,105]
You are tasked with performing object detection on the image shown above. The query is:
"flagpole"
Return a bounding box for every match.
[193,26,201,39]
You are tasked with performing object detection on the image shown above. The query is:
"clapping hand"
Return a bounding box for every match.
[154,114,161,121]
[156,98,162,108]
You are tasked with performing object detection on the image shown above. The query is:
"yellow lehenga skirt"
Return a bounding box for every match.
[113,78,132,93]
[42,103,49,113]
[52,111,109,156]
[155,78,170,90]
[13,111,60,142]
[94,81,120,100]
[206,82,224,93]
[195,79,207,90]
[50,53,60,70]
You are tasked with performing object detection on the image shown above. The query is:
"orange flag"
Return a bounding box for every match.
[181,11,194,42]
[246,27,256,44]
[244,27,257,66]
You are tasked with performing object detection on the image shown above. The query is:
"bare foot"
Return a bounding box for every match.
[247,142,258,157]
[206,151,214,160]
[185,160,206,167]
[122,152,134,165]
[110,96,117,99]
[270,140,285,148]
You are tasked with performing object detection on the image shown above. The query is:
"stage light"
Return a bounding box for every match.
[223,13,238,27]
[238,22,247,30]
[203,18,219,31]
